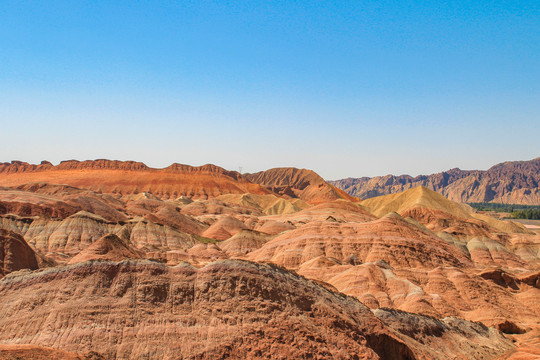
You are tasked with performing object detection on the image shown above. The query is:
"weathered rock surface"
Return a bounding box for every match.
[331,157,540,205]
[0,159,539,359]
[0,160,271,200]
[373,308,513,359]
[246,167,358,204]
[0,229,38,277]
[0,344,104,360]
[0,259,417,359]
[68,234,142,264]
[0,259,515,360]
[247,213,473,269]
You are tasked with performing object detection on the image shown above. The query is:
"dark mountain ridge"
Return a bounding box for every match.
[330,158,540,205]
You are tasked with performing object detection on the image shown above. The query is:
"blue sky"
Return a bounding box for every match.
[0,1,538,179]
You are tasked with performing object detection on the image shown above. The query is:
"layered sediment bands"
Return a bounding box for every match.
[0,187,80,219]
[331,157,540,205]
[247,214,473,269]
[401,207,499,239]
[0,259,420,360]
[298,260,540,327]
[0,185,127,222]
[246,167,358,204]
[0,344,105,360]
[283,200,376,224]
[0,229,38,277]
[0,160,539,358]
[220,229,273,257]
[0,160,271,200]
[216,193,310,215]
[16,183,128,222]
[0,212,196,258]
[467,237,526,267]
[126,198,206,235]
[373,309,513,359]
[360,186,530,235]
[68,234,142,264]
[201,216,247,240]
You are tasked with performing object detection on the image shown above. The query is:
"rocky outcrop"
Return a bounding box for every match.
[373,309,513,359]
[247,213,473,269]
[0,344,105,360]
[331,157,540,205]
[359,186,530,235]
[246,167,358,204]
[0,259,421,360]
[68,234,142,264]
[0,259,518,359]
[0,160,271,200]
[0,229,38,277]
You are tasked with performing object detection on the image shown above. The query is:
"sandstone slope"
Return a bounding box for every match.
[246,167,358,204]
[0,259,513,360]
[0,160,271,200]
[0,228,39,277]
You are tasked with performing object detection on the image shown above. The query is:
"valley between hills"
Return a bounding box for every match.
[0,159,539,360]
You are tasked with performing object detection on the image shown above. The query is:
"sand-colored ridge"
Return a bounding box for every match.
[361,186,531,234]
[361,186,472,218]
[216,193,309,215]
[220,229,274,257]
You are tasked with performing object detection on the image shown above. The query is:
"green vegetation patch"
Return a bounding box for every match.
[510,209,540,220]
[468,202,540,213]
[193,235,219,244]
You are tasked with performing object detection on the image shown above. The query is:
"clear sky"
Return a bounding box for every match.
[1,1,538,179]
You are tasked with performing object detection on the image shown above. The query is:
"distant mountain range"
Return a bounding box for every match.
[330,158,540,205]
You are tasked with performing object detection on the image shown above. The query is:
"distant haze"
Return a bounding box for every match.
[1,1,538,179]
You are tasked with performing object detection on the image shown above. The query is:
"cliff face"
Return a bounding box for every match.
[0,259,416,360]
[0,259,513,360]
[330,158,540,204]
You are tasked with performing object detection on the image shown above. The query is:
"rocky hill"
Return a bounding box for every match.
[0,259,513,359]
[0,160,352,204]
[330,158,540,205]
[0,160,270,200]
[245,167,358,204]
[0,160,539,359]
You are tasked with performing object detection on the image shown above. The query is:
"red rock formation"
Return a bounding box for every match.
[0,163,539,358]
[0,259,419,359]
[0,259,514,360]
[68,234,142,264]
[246,167,358,204]
[247,214,473,269]
[0,344,104,360]
[0,229,39,277]
[0,160,271,200]
[201,216,247,240]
